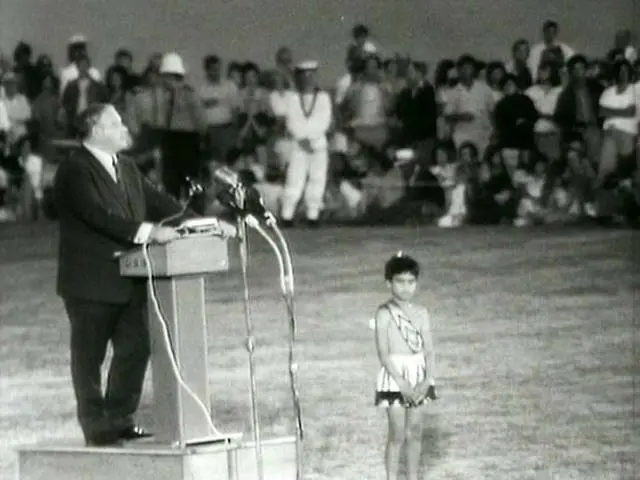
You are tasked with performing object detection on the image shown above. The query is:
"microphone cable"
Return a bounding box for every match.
[139,186,226,446]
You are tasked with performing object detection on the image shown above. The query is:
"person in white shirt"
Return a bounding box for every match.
[525,60,563,163]
[1,72,31,145]
[199,55,240,165]
[528,21,575,75]
[596,60,637,190]
[267,69,293,171]
[280,61,333,227]
[59,34,102,95]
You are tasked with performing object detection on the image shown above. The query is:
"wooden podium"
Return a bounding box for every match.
[118,235,231,446]
[16,235,297,480]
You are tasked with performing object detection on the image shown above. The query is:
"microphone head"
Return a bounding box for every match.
[212,166,241,190]
[185,176,204,195]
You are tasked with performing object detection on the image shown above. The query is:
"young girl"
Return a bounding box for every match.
[374,253,437,480]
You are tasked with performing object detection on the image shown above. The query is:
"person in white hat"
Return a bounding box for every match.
[154,52,207,213]
[279,60,333,227]
[59,34,102,95]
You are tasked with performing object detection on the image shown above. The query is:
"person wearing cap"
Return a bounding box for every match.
[59,34,102,95]
[280,60,333,227]
[155,52,207,213]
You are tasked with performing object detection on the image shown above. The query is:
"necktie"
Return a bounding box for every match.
[112,156,127,196]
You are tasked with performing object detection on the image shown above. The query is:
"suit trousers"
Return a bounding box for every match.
[280,145,329,221]
[63,295,150,440]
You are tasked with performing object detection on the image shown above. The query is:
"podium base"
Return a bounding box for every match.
[16,436,297,480]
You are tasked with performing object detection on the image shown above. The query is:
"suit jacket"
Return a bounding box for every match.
[553,79,604,135]
[54,146,188,304]
[394,82,438,145]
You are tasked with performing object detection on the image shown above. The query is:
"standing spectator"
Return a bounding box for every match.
[61,56,108,137]
[236,62,270,170]
[35,55,60,96]
[526,60,563,164]
[445,55,495,159]
[31,73,62,162]
[280,61,333,227]
[506,39,533,91]
[433,59,458,140]
[611,29,638,64]
[267,69,293,172]
[227,62,243,88]
[59,34,102,95]
[2,72,32,145]
[199,55,240,166]
[274,47,295,88]
[112,48,140,91]
[105,66,133,118]
[493,74,539,159]
[528,21,575,75]
[595,60,637,191]
[394,60,437,166]
[12,42,40,101]
[554,54,604,168]
[156,52,207,212]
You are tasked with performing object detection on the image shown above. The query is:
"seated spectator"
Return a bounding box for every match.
[595,60,637,191]
[445,54,495,158]
[513,158,548,226]
[436,160,469,228]
[466,146,519,224]
[526,60,563,164]
[564,136,596,217]
[493,74,539,159]
[433,59,458,140]
[486,61,507,102]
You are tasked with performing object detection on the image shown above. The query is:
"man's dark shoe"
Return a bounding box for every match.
[119,425,153,441]
[85,430,123,447]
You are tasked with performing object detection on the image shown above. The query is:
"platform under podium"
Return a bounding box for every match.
[16,235,297,480]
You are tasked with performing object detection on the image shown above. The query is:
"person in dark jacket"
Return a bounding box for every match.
[493,74,539,151]
[54,103,199,446]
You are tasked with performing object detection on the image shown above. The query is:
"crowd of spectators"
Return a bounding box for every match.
[0,21,639,227]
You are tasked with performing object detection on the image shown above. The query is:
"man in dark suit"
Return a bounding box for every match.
[393,60,438,166]
[54,102,189,446]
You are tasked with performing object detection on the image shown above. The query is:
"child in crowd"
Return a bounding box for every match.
[512,158,548,226]
[435,142,476,227]
[374,252,437,480]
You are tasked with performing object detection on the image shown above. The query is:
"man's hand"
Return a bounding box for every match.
[149,226,181,244]
[299,138,314,153]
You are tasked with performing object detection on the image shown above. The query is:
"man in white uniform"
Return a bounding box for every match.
[280,61,333,227]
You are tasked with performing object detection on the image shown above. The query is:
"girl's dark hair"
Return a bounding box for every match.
[434,59,456,88]
[384,253,420,281]
[227,61,242,76]
[486,61,506,84]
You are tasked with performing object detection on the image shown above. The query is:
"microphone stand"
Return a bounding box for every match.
[236,186,265,480]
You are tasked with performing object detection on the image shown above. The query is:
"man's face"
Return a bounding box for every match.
[71,44,88,62]
[459,62,475,82]
[116,54,132,72]
[515,43,529,62]
[92,106,132,152]
[206,62,221,81]
[296,70,315,89]
[77,59,90,77]
[571,62,587,80]
[543,26,557,44]
[277,49,293,71]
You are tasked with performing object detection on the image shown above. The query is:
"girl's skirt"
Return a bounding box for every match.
[375,353,426,408]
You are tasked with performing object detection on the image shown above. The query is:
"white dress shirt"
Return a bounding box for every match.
[84,142,153,243]
[599,85,638,135]
[60,63,102,96]
[528,41,575,75]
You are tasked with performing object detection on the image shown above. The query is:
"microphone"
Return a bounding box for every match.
[185,176,205,197]
[211,166,243,191]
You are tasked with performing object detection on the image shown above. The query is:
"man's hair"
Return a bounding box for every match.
[384,253,420,281]
[203,54,220,70]
[511,39,529,54]
[352,24,369,39]
[543,20,558,31]
[76,103,110,140]
[115,48,133,61]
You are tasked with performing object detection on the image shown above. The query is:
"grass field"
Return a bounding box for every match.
[0,223,638,479]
